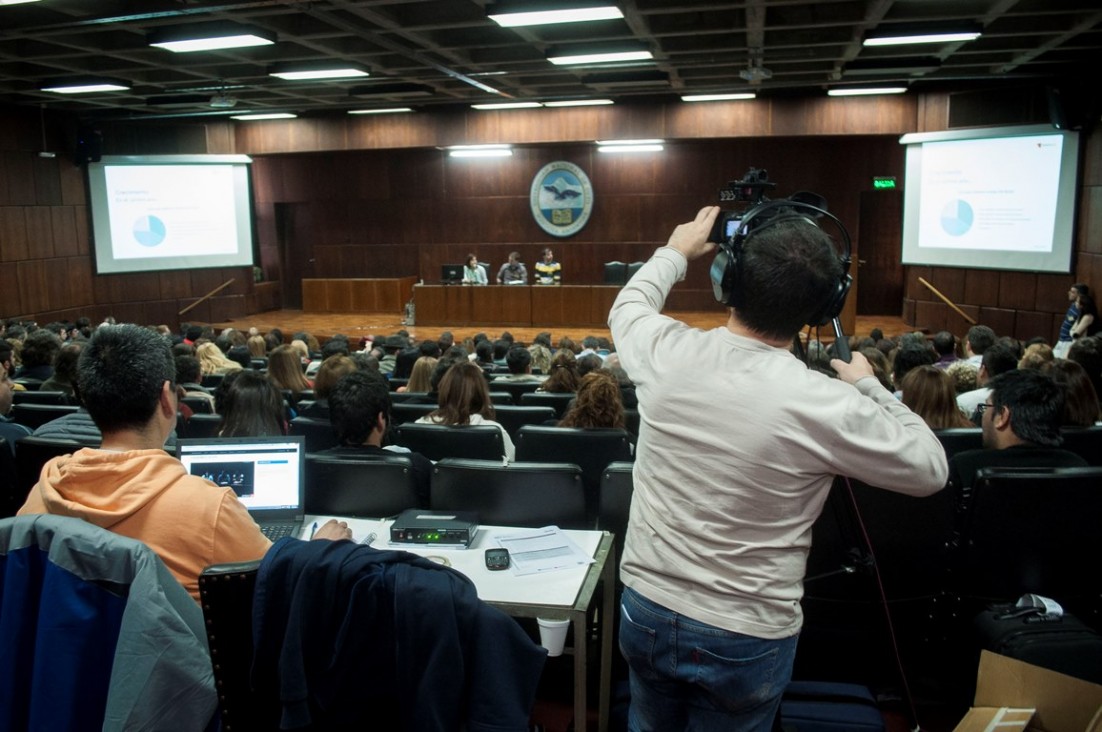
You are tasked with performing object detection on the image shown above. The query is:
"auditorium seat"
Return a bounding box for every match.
[179,395,214,414]
[177,413,221,439]
[603,261,627,285]
[289,416,339,453]
[394,423,504,462]
[598,462,634,562]
[626,261,644,281]
[10,403,81,430]
[12,391,71,406]
[1058,425,1102,466]
[491,406,556,439]
[518,392,575,419]
[390,402,437,425]
[431,459,586,529]
[935,427,982,461]
[14,436,87,506]
[305,454,421,516]
[491,381,542,405]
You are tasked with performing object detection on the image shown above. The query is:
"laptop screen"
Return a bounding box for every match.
[177,436,306,514]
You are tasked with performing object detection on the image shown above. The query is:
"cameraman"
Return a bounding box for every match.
[608,205,947,730]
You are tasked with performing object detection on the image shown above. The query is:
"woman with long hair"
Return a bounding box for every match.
[559,370,625,429]
[900,365,973,430]
[247,334,267,359]
[400,356,437,393]
[267,344,312,399]
[1042,359,1102,426]
[416,361,514,459]
[217,370,286,437]
[539,350,580,393]
[196,341,243,377]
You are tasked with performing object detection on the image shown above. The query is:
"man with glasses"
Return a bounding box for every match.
[949,369,1086,493]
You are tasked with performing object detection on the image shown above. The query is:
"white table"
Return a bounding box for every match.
[303,516,616,732]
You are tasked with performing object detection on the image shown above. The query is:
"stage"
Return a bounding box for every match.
[212,309,909,345]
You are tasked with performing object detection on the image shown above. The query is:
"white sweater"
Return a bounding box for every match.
[608,246,948,639]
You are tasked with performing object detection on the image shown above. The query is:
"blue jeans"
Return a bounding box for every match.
[619,586,798,732]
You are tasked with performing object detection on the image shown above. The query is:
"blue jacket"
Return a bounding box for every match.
[0,514,216,731]
[253,538,546,731]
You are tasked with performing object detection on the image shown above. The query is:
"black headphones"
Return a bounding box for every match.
[709,197,853,327]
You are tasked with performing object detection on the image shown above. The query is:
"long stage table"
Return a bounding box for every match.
[413,284,620,328]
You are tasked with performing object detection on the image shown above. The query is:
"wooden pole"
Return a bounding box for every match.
[178,279,236,317]
[917,277,976,326]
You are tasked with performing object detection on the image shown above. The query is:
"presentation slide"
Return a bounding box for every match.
[900,125,1079,274]
[88,155,256,275]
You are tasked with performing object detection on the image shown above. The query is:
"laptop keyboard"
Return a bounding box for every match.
[261,523,299,541]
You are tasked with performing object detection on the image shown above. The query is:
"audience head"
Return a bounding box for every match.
[184,325,203,343]
[197,341,243,375]
[528,342,552,375]
[984,369,1065,449]
[225,345,251,370]
[407,356,438,392]
[505,346,532,375]
[542,350,580,393]
[1068,336,1102,400]
[892,343,935,388]
[901,365,972,430]
[289,339,310,361]
[418,339,441,359]
[20,330,61,370]
[558,336,577,354]
[932,331,956,357]
[859,347,894,391]
[247,335,267,358]
[492,339,509,361]
[475,339,494,365]
[869,328,884,342]
[432,361,494,425]
[559,370,625,429]
[217,370,285,437]
[1018,342,1054,370]
[267,344,310,395]
[429,350,469,392]
[328,370,391,446]
[313,355,359,399]
[733,219,844,340]
[945,360,979,394]
[79,324,175,435]
[576,353,603,378]
[175,355,202,386]
[979,342,1019,383]
[438,331,454,350]
[51,342,83,386]
[965,325,996,358]
[1042,359,1102,427]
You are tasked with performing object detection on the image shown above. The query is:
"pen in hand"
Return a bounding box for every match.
[309,521,318,540]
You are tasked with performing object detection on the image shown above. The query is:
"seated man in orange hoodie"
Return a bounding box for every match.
[19,323,350,602]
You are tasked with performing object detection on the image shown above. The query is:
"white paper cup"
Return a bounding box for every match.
[537,617,571,657]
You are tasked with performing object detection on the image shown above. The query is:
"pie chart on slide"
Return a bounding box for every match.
[133,215,167,247]
[940,199,974,237]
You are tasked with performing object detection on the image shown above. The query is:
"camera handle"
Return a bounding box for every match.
[831,317,851,363]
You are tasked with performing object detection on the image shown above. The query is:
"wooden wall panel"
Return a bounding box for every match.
[997,272,1037,311]
[32,156,61,205]
[1,152,36,205]
[0,207,29,262]
[24,207,54,259]
[50,206,78,257]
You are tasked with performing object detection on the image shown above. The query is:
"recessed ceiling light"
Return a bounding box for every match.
[595,138,663,146]
[470,101,543,110]
[270,68,369,81]
[863,23,982,47]
[348,107,414,115]
[449,149,514,158]
[488,5,623,27]
[41,82,129,94]
[149,24,275,52]
[447,144,511,150]
[597,144,663,153]
[548,50,653,66]
[544,99,614,107]
[827,87,907,96]
[681,93,756,102]
[231,112,297,120]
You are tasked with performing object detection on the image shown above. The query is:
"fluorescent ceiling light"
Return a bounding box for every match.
[598,144,663,153]
[595,138,662,146]
[0,0,44,5]
[348,107,413,115]
[681,93,756,102]
[231,112,297,120]
[864,31,981,46]
[151,34,273,53]
[149,24,275,52]
[271,68,369,81]
[544,99,614,107]
[450,149,514,158]
[41,82,129,94]
[828,87,907,96]
[548,50,652,66]
[489,6,623,27]
[471,101,543,110]
[447,144,511,150]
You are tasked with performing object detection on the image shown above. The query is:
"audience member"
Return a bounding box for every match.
[493,346,544,383]
[539,350,580,394]
[415,361,515,460]
[1068,335,1102,399]
[901,365,973,429]
[608,206,946,729]
[18,323,351,602]
[217,370,286,437]
[859,347,894,391]
[963,325,997,367]
[401,356,438,393]
[0,370,31,454]
[1042,359,1102,426]
[932,331,959,369]
[945,359,979,395]
[247,334,267,358]
[175,355,215,412]
[39,342,82,399]
[559,371,625,429]
[377,335,405,375]
[957,341,1019,417]
[197,341,243,376]
[298,355,359,421]
[948,369,1087,492]
[528,333,553,375]
[1018,342,1054,370]
[267,344,312,400]
[891,342,935,395]
[319,370,432,506]
[576,353,604,378]
[15,329,61,382]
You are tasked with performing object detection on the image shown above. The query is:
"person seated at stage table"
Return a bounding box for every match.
[462,254,488,286]
[415,361,515,461]
[534,247,562,285]
[497,251,528,284]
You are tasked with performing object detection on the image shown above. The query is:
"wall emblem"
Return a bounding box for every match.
[529,161,593,238]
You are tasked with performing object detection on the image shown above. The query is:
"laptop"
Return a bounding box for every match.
[177,436,307,541]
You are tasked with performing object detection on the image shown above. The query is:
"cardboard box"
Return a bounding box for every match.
[954,651,1102,732]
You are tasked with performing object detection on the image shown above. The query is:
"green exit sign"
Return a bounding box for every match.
[873,177,897,189]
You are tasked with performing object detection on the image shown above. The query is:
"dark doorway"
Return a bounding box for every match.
[276,203,314,310]
[856,190,904,316]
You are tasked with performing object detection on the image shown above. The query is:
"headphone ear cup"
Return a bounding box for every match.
[810,273,852,326]
[710,247,732,304]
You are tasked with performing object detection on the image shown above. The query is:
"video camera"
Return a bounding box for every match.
[709,167,776,244]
